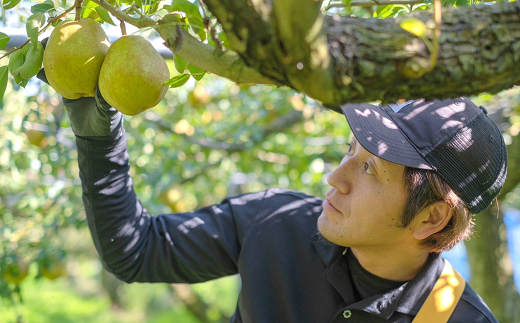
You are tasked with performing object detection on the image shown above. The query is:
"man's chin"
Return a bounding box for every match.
[316,214,349,248]
[315,223,336,247]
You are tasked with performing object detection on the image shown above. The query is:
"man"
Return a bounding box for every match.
[38,70,504,322]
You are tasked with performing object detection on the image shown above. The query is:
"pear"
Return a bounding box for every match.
[99,35,170,116]
[43,18,110,100]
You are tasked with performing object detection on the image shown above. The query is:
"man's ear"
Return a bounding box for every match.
[412,201,453,240]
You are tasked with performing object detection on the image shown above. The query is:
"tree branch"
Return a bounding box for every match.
[273,0,338,104]
[324,2,520,104]
[202,0,520,106]
[156,14,275,85]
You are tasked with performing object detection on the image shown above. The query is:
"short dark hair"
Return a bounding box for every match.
[400,167,474,253]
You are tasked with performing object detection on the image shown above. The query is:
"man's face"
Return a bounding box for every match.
[317,137,414,250]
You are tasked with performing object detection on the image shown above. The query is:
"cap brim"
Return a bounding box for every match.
[341,103,433,170]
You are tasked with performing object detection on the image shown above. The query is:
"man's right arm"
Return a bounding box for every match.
[75,122,265,283]
[38,61,262,284]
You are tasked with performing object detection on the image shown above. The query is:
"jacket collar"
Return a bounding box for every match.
[312,233,445,319]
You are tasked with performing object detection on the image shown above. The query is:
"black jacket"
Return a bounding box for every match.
[76,130,499,323]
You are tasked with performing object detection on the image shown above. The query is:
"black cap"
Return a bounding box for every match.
[341,97,507,214]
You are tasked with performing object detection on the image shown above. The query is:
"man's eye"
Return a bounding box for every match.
[346,144,353,155]
[364,163,375,175]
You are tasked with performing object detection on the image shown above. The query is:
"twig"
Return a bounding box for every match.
[208,19,222,51]
[197,0,222,51]
[0,40,29,59]
[327,0,423,9]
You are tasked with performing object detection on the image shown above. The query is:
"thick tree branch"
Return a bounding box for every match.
[204,0,340,103]
[325,2,520,106]
[202,0,520,107]
[273,0,337,104]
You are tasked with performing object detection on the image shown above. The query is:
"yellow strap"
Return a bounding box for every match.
[412,260,466,323]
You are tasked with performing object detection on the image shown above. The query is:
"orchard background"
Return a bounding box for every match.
[1,0,520,322]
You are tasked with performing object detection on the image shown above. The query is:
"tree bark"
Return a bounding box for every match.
[465,206,520,323]
[465,115,520,323]
[201,0,520,108]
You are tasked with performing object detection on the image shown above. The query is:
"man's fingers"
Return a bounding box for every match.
[36,68,49,85]
[41,37,49,50]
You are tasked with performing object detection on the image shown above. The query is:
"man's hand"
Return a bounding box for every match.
[37,39,123,140]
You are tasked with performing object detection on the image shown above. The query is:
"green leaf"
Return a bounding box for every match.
[81,7,94,18]
[8,46,29,84]
[399,17,428,38]
[26,13,45,44]
[187,16,204,39]
[0,66,8,101]
[84,0,99,9]
[95,7,116,25]
[164,0,202,20]
[340,0,352,14]
[188,64,205,81]
[165,74,190,88]
[13,42,44,80]
[375,4,404,19]
[455,0,470,6]
[8,49,26,75]
[173,55,188,74]
[31,0,54,13]
[146,0,160,14]
[0,33,10,50]
[2,0,22,10]
[441,0,456,7]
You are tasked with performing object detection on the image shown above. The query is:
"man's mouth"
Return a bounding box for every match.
[323,198,341,214]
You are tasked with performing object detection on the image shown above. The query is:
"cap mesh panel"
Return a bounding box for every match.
[423,113,507,214]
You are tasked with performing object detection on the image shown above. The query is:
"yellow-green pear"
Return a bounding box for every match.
[99,35,170,116]
[43,19,110,99]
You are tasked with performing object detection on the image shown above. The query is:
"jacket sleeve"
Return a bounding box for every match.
[76,127,265,284]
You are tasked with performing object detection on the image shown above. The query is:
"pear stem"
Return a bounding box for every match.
[119,19,127,36]
[74,0,83,21]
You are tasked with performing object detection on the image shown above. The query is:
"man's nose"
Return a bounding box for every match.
[327,159,352,194]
